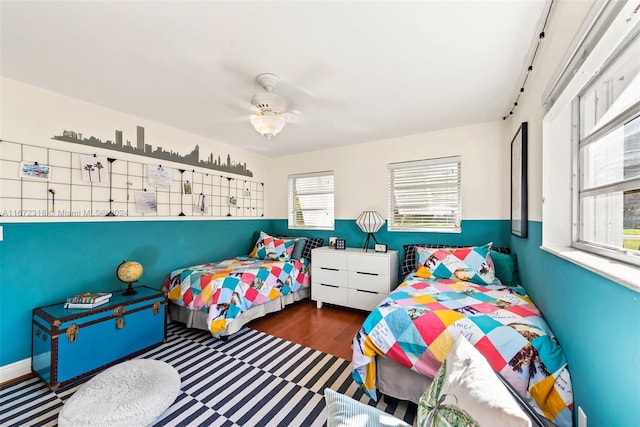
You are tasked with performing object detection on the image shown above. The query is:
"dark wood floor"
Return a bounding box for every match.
[247,299,369,361]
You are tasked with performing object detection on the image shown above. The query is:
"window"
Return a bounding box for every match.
[287,171,334,230]
[542,1,639,289]
[574,31,640,266]
[387,156,461,232]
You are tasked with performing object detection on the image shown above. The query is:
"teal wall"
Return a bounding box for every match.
[0,219,272,366]
[0,218,506,366]
[512,221,640,427]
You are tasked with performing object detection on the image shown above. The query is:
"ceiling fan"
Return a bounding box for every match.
[248,73,299,140]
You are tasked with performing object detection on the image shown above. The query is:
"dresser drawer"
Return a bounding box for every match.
[347,288,387,311]
[348,253,390,275]
[312,265,348,285]
[312,249,348,269]
[348,271,390,293]
[312,283,348,306]
[311,247,398,312]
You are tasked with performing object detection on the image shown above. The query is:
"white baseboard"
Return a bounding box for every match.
[0,358,31,383]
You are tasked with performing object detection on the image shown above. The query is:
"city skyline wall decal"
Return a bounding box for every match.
[52,125,254,177]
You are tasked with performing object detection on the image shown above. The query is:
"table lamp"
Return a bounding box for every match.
[356,211,385,251]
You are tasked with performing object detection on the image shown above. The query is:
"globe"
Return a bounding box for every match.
[117,261,143,295]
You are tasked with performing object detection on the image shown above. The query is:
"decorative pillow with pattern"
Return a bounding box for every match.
[249,231,296,260]
[402,244,512,278]
[324,388,411,427]
[249,231,274,259]
[301,237,324,260]
[417,336,531,427]
[416,242,501,286]
[271,237,296,261]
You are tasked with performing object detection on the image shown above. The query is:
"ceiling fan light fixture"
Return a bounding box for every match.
[250,111,286,140]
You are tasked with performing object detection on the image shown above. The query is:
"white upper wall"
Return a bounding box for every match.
[268,121,508,220]
[0,77,271,183]
[505,0,594,222]
[1,77,509,223]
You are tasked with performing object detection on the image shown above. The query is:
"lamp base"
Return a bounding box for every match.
[122,282,138,296]
[363,233,379,252]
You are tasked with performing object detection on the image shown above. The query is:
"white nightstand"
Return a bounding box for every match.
[311,247,399,311]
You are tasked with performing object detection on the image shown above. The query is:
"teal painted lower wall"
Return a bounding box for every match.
[0,219,273,366]
[512,221,640,427]
[0,218,507,367]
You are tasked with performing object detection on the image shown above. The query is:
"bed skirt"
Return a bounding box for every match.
[377,356,432,404]
[168,288,310,338]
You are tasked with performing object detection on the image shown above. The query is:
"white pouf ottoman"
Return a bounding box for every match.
[58,359,181,427]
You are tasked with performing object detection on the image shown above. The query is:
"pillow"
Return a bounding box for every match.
[301,237,324,260]
[275,235,308,260]
[402,244,453,277]
[291,237,308,260]
[417,337,531,427]
[324,388,411,427]
[415,265,432,279]
[249,231,272,258]
[402,243,512,277]
[272,237,296,261]
[490,250,520,286]
[416,243,501,286]
[249,231,296,260]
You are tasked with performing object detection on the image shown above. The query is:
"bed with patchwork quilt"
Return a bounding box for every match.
[352,243,573,427]
[162,231,322,338]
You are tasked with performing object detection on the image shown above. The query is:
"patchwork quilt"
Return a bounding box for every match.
[162,257,310,336]
[352,275,573,427]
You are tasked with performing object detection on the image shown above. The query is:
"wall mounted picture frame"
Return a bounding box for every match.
[19,162,51,181]
[511,122,528,238]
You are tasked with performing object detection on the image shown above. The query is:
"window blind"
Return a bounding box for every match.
[288,171,334,230]
[387,156,461,232]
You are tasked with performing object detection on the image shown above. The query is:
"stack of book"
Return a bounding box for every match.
[64,292,112,309]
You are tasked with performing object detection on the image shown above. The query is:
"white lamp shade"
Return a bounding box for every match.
[250,112,286,139]
[356,211,385,233]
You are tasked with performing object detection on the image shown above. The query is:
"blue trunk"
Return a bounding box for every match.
[32,286,166,389]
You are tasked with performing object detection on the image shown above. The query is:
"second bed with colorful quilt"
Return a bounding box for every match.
[163,232,322,338]
[352,243,573,427]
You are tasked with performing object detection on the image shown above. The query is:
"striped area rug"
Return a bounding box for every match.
[0,322,416,426]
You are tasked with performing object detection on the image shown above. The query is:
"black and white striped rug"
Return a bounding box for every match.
[0,322,416,426]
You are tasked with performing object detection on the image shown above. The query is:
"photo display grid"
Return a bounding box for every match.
[0,140,264,218]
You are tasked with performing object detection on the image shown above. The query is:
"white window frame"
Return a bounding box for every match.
[542,0,640,291]
[572,102,640,266]
[571,16,640,267]
[387,156,462,233]
[287,171,334,230]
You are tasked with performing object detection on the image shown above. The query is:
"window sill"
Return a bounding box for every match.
[541,245,640,293]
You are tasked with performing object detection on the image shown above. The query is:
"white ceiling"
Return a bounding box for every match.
[0,1,549,157]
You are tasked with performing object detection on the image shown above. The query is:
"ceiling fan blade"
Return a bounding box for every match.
[277,80,347,112]
[226,97,259,113]
[280,110,304,124]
